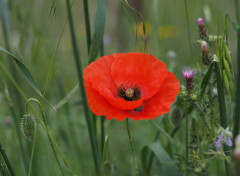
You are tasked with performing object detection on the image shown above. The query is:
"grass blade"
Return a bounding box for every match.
[0,46,54,109]
[53,83,79,110]
[88,0,106,63]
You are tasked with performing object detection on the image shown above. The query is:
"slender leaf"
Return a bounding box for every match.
[141,142,182,176]
[53,83,79,110]
[0,46,55,109]
[88,0,106,63]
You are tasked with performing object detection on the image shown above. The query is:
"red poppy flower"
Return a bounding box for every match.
[83,53,180,121]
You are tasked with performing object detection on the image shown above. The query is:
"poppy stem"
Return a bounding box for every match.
[126,119,139,176]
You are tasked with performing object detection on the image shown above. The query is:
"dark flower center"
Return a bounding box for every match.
[117,84,141,101]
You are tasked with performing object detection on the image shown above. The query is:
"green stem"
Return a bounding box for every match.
[186,114,189,164]
[0,142,15,176]
[126,119,138,176]
[25,98,65,176]
[28,122,39,176]
[100,116,105,160]
[215,63,228,128]
[215,62,229,176]
[65,0,101,175]
[82,0,92,52]
[184,0,193,59]
[233,0,240,143]
[0,4,28,172]
[100,42,105,159]
[9,105,29,172]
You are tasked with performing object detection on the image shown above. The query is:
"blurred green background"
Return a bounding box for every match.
[0,0,237,175]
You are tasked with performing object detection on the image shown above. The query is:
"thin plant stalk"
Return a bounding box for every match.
[25,99,65,176]
[2,79,29,173]
[126,119,139,176]
[100,42,105,158]
[0,62,73,175]
[100,116,105,160]
[27,122,39,176]
[82,0,92,53]
[184,0,193,58]
[215,63,228,128]
[0,2,24,115]
[0,142,15,176]
[65,0,101,175]
[215,62,229,175]
[233,0,240,142]
[186,114,189,165]
[0,4,28,172]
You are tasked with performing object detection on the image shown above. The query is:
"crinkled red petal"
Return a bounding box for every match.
[111,53,168,100]
[83,53,143,110]
[107,72,180,120]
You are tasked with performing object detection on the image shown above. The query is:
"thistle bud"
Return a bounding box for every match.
[190,93,198,101]
[196,18,205,27]
[182,70,194,91]
[196,18,207,38]
[201,41,208,51]
[20,114,36,141]
[201,41,212,65]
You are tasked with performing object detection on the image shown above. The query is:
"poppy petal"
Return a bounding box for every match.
[111,53,168,100]
[139,72,180,116]
[84,53,144,110]
[85,80,131,121]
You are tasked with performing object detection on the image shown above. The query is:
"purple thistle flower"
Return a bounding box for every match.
[197,18,205,27]
[182,70,194,91]
[197,18,207,38]
[182,70,194,80]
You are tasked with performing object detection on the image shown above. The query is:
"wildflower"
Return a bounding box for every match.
[182,70,194,91]
[83,53,180,121]
[196,18,205,27]
[215,128,232,150]
[196,18,207,38]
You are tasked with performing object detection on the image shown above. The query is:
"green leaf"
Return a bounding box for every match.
[0,46,42,95]
[141,142,182,176]
[150,120,173,144]
[0,0,11,33]
[0,46,54,109]
[53,83,79,110]
[88,0,106,63]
